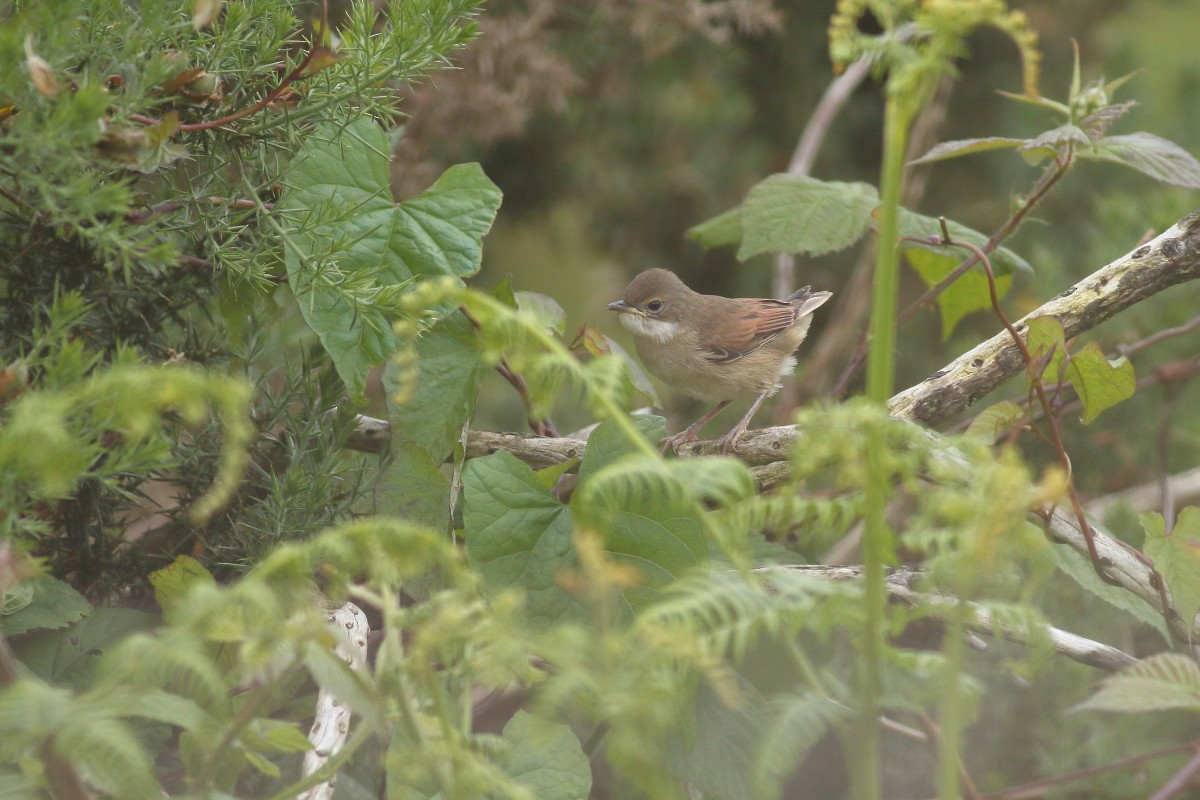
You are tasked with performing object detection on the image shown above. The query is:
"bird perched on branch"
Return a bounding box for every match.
[607,268,831,454]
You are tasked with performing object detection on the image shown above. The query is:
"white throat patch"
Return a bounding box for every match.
[618,314,680,343]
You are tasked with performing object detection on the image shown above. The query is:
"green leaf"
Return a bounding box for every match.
[1023,316,1067,385]
[1074,653,1200,714]
[578,416,666,482]
[0,576,91,636]
[600,335,661,407]
[1064,343,1135,423]
[897,210,1033,275]
[498,711,591,800]
[905,247,1012,339]
[515,291,566,336]
[1050,540,1169,644]
[375,442,451,530]
[462,451,580,625]
[735,175,879,260]
[280,118,502,398]
[1143,508,1200,633]
[535,458,580,491]
[13,608,157,687]
[1016,124,1091,163]
[384,310,488,464]
[686,207,744,248]
[963,401,1025,445]
[148,555,215,615]
[1084,132,1200,189]
[909,137,1026,165]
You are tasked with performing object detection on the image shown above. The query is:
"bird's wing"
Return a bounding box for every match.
[702,299,797,363]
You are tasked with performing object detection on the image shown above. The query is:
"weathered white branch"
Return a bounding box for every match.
[300,601,369,800]
[758,565,1137,672]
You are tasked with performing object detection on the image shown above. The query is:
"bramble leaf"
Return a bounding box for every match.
[0,576,91,636]
[1075,653,1200,714]
[736,175,878,259]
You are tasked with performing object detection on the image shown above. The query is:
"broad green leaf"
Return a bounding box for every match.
[1085,132,1200,188]
[686,207,744,248]
[578,416,666,482]
[1064,343,1135,423]
[1074,653,1200,713]
[910,136,1026,165]
[280,118,502,398]
[1023,316,1067,385]
[380,310,488,532]
[303,641,381,730]
[515,291,566,335]
[535,458,580,491]
[964,401,1025,445]
[12,608,157,688]
[149,555,215,615]
[374,442,451,530]
[462,451,580,625]
[1143,508,1200,632]
[498,711,591,800]
[385,311,488,464]
[897,210,1032,275]
[905,247,1012,339]
[736,175,879,260]
[1050,541,1169,644]
[0,576,91,636]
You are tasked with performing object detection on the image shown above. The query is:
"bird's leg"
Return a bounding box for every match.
[660,400,732,455]
[715,390,770,455]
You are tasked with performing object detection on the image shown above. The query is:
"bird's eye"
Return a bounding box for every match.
[646,299,664,313]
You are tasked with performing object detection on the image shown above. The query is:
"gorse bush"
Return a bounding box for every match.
[3,1,1200,799]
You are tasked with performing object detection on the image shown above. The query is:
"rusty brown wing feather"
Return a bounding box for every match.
[702,299,798,363]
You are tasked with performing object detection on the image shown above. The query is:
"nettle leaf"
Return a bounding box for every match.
[1016,124,1092,164]
[0,576,91,636]
[897,210,1032,275]
[686,207,744,248]
[1051,541,1170,644]
[1143,507,1200,632]
[280,118,502,398]
[1064,342,1135,423]
[462,451,581,625]
[499,711,591,800]
[1074,653,1200,714]
[964,401,1025,445]
[735,175,879,259]
[910,136,1026,165]
[905,247,1012,339]
[1084,132,1200,189]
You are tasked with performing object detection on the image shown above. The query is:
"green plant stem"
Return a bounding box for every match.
[263,723,372,800]
[857,95,911,800]
[937,604,967,800]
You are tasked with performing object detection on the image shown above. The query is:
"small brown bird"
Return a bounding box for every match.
[607,268,832,454]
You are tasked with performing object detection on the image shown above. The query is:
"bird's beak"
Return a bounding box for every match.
[606,300,632,312]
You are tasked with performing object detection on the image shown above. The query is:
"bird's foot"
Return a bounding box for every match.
[715,424,749,455]
[659,428,700,456]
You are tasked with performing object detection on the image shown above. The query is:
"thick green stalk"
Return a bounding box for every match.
[856,96,911,800]
[937,604,968,800]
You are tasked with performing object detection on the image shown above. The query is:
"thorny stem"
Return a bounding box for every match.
[904,222,1178,637]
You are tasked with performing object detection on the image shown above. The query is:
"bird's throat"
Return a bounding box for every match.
[618,314,681,343]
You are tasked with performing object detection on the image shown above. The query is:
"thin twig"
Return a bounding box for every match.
[1148,746,1200,800]
[981,742,1199,799]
